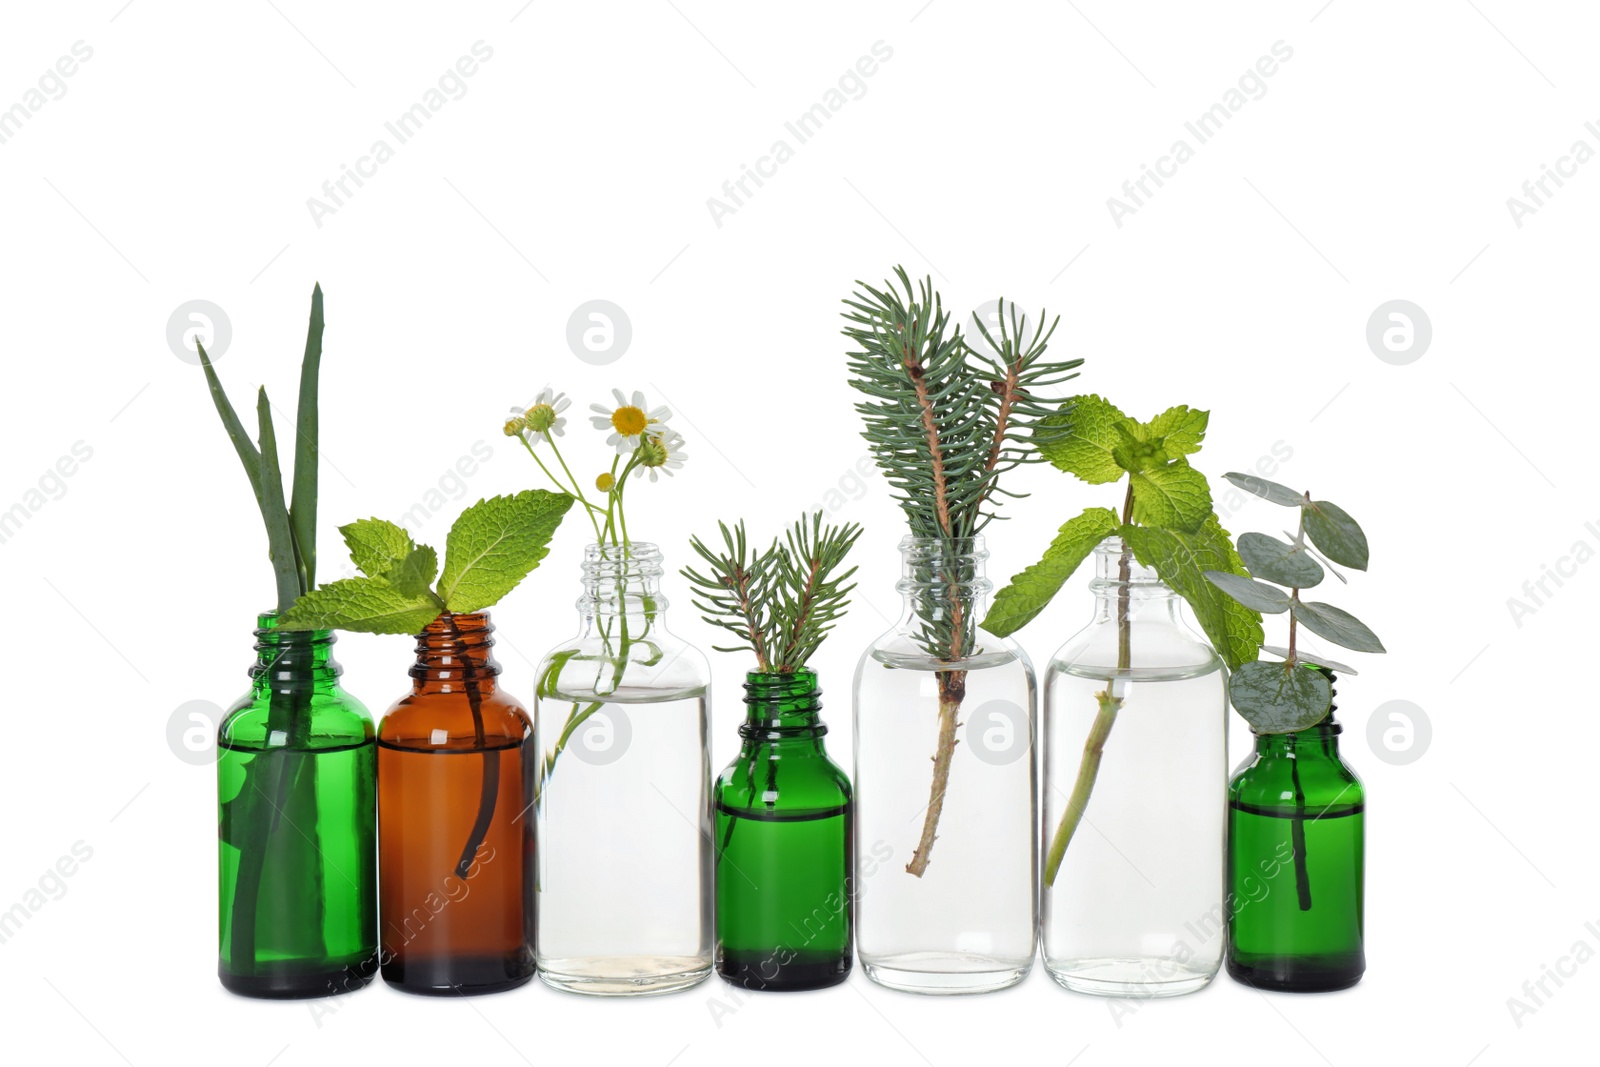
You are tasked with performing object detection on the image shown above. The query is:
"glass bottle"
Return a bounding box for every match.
[715,669,853,991]
[853,536,1037,995]
[217,613,377,998]
[1226,671,1365,992]
[534,542,713,995]
[378,612,534,995]
[1042,536,1228,997]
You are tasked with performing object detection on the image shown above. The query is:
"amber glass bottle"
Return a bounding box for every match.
[378,612,535,995]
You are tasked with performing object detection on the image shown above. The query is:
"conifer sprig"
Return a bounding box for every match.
[683,514,861,674]
[841,266,1082,877]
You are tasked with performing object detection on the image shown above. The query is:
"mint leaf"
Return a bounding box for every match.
[984,507,1120,637]
[390,545,439,598]
[1036,394,1127,484]
[438,490,574,613]
[341,518,415,579]
[1121,516,1263,671]
[1290,600,1385,653]
[1303,501,1369,570]
[1229,660,1332,734]
[1222,472,1304,508]
[1111,422,1171,473]
[1130,461,1212,534]
[281,577,440,635]
[1237,532,1324,589]
[1204,570,1291,613]
[1144,405,1208,457]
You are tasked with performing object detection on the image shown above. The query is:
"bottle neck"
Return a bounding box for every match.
[249,612,340,694]
[1088,536,1182,622]
[895,536,992,638]
[740,669,825,744]
[579,541,668,624]
[410,611,500,695]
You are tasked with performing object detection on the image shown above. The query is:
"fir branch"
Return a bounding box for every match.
[772,514,862,670]
[683,513,860,674]
[682,520,778,671]
[843,267,1083,878]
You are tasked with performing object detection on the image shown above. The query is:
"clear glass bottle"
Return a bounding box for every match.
[534,542,713,995]
[715,669,853,991]
[217,613,377,998]
[378,611,534,995]
[1227,670,1365,992]
[853,536,1037,995]
[1041,536,1228,997]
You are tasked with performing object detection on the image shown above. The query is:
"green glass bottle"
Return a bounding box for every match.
[1226,673,1364,992]
[715,670,853,991]
[217,613,378,998]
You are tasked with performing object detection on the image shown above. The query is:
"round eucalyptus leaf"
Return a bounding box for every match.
[1290,600,1385,653]
[1204,570,1291,613]
[1259,644,1358,675]
[1237,532,1324,589]
[1303,501,1369,570]
[1223,472,1305,508]
[1229,660,1333,734]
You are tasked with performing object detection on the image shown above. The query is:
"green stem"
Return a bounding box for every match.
[1044,484,1134,887]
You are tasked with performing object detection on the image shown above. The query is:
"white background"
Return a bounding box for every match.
[0,1,1591,1064]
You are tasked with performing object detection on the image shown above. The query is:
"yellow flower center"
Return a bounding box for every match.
[595,472,616,492]
[611,405,648,436]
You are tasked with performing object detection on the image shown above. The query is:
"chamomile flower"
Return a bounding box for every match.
[589,388,671,455]
[632,428,687,482]
[595,472,616,492]
[507,387,569,446]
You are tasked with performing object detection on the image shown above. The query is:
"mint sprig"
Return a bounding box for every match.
[985,394,1262,671]
[282,490,574,633]
[986,393,1265,889]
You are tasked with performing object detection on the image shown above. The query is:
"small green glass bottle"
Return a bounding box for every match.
[217,613,378,998]
[715,670,853,991]
[1226,672,1364,992]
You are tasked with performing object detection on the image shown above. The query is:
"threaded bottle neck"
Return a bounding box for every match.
[579,541,668,618]
[249,612,339,692]
[896,535,991,624]
[409,611,500,691]
[740,669,825,740]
